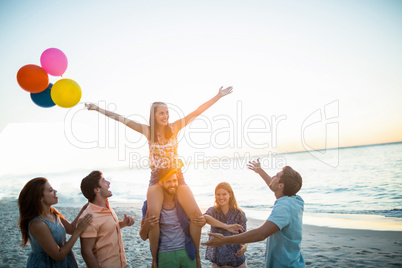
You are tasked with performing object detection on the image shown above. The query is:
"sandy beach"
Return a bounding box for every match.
[1,200,401,268]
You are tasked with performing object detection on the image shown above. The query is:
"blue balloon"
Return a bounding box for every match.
[30,83,55,108]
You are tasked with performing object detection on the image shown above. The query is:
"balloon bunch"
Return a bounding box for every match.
[16,48,82,108]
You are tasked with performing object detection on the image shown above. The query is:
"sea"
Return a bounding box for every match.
[2,142,402,230]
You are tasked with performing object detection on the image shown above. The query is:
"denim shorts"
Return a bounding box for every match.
[149,168,186,187]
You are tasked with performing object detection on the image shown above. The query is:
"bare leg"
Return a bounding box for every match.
[177,185,203,268]
[147,184,164,268]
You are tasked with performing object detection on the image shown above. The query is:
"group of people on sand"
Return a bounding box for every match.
[18,87,305,268]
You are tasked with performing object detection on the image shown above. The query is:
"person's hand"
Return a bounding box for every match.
[201,233,226,248]
[218,86,233,98]
[192,216,207,227]
[225,224,244,234]
[247,158,262,173]
[142,212,159,231]
[235,244,247,257]
[122,214,135,227]
[74,202,90,227]
[76,214,93,234]
[85,103,99,111]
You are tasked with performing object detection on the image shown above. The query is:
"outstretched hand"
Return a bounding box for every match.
[218,86,233,97]
[201,233,226,248]
[85,103,99,111]
[225,224,244,234]
[247,158,262,173]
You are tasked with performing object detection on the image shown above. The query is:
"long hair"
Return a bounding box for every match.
[18,177,60,246]
[149,102,172,144]
[214,182,242,214]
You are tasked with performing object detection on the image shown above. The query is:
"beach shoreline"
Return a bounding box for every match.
[1,200,401,267]
[110,201,402,232]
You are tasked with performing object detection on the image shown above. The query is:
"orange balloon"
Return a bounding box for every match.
[17,64,49,93]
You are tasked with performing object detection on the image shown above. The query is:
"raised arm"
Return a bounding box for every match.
[202,220,279,247]
[29,214,92,262]
[172,86,233,133]
[85,103,150,139]
[247,158,273,187]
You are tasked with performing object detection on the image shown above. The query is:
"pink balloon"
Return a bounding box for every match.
[40,48,68,76]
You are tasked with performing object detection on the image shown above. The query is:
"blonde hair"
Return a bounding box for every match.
[214,182,242,213]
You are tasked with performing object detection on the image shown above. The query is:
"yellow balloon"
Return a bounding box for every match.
[51,78,82,108]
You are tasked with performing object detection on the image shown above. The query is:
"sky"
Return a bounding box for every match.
[0,0,401,176]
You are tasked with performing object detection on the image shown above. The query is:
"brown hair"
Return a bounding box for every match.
[214,182,242,213]
[18,177,61,246]
[279,166,302,196]
[81,171,102,202]
[149,102,172,144]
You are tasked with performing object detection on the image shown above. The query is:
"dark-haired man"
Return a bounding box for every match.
[79,171,135,268]
[203,159,305,268]
[140,168,198,268]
